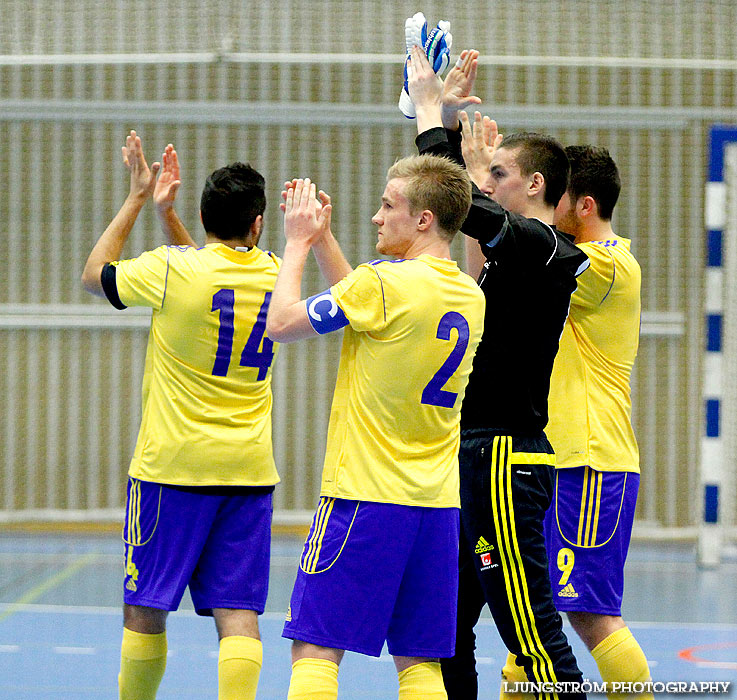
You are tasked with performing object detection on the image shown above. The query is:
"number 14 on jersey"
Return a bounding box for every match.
[211,289,274,379]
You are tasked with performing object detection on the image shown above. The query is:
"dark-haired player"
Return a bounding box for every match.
[542,145,651,700]
[82,131,279,700]
[502,145,652,700]
[407,46,589,699]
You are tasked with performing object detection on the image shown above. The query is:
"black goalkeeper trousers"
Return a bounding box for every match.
[441,430,585,700]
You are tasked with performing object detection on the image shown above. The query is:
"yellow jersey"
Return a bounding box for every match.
[546,236,640,473]
[109,243,281,486]
[318,255,485,508]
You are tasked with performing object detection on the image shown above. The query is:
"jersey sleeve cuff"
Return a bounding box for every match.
[101,263,127,310]
[416,127,450,154]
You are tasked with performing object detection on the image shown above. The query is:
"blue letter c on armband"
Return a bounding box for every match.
[306,291,349,335]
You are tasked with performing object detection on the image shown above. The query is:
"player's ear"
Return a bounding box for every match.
[417,209,434,231]
[529,171,544,197]
[247,215,263,246]
[579,195,597,218]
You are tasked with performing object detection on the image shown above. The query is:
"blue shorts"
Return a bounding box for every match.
[123,478,273,616]
[544,467,640,615]
[283,498,459,658]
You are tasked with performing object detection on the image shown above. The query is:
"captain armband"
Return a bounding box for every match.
[306,290,349,335]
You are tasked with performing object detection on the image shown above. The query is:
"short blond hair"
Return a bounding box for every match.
[387,154,471,240]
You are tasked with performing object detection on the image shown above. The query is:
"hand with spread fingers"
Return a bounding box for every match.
[441,49,482,130]
[459,110,503,190]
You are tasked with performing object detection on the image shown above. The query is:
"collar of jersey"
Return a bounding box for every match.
[593,234,631,250]
[415,253,459,274]
[206,242,260,264]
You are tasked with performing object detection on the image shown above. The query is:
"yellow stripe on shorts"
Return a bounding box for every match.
[134,480,142,545]
[303,498,328,573]
[303,497,334,574]
[491,437,558,698]
[577,467,589,547]
[584,468,597,547]
[308,498,335,573]
[126,479,141,546]
[590,470,603,546]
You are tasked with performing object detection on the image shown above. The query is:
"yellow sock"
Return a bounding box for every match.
[118,628,167,700]
[287,657,339,700]
[218,635,263,700]
[591,627,653,700]
[499,652,534,700]
[397,662,447,699]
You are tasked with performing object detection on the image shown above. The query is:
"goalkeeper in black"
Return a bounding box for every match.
[406,46,589,700]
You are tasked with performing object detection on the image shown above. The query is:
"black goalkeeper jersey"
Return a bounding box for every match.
[417,127,589,435]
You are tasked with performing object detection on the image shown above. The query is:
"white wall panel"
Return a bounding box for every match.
[0,0,734,533]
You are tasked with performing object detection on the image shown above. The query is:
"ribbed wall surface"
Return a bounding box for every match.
[1,0,734,529]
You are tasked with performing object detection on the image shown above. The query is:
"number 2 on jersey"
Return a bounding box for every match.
[211,289,274,379]
[421,311,470,408]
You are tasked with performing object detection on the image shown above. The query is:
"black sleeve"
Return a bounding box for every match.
[101,263,127,310]
[462,190,513,247]
[416,126,463,165]
[416,127,509,247]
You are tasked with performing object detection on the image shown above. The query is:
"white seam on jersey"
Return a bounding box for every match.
[534,219,559,266]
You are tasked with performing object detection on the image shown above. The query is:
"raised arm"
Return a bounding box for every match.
[411,48,482,166]
[456,112,511,249]
[81,130,160,297]
[267,178,334,343]
[407,45,444,134]
[153,144,197,247]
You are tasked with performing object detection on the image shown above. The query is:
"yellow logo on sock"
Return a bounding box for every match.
[475,536,495,553]
[558,583,578,598]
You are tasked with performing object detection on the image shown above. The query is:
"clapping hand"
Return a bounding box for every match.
[153,144,182,212]
[459,111,503,190]
[441,50,482,130]
[283,178,332,248]
[121,130,160,201]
